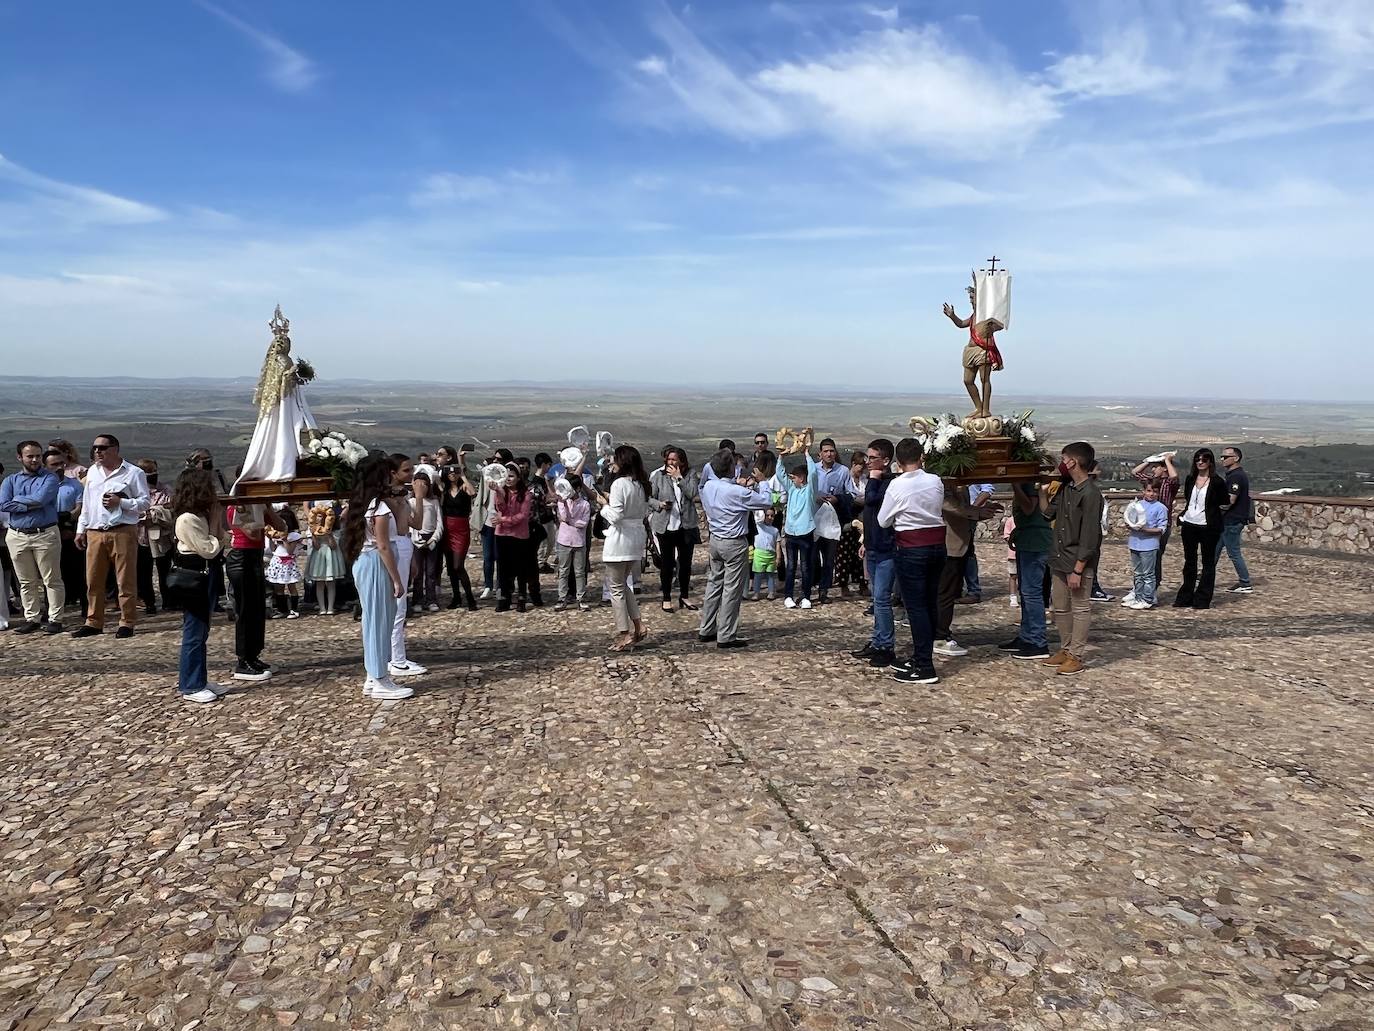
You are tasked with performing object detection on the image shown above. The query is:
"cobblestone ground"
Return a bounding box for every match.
[3,544,1373,1030]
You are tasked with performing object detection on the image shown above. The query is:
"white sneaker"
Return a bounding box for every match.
[206,682,231,697]
[784,597,797,609]
[286,610,300,620]
[933,639,969,658]
[427,603,439,613]
[1121,592,1136,606]
[371,678,414,701]
[181,688,219,704]
[388,660,428,677]
[1129,599,1153,610]
[800,598,812,610]
[479,587,493,600]
[1009,596,1019,608]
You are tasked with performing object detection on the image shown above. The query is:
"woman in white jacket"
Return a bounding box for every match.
[597,445,651,652]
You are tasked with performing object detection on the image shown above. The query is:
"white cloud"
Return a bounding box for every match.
[454,279,503,293]
[862,6,900,25]
[1049,25,1172,97]
[754,28,1060,153]
[1281,0,1374,57]
[0,153,166,228]
[636,55,668,76]
[194,0,318,93]
[410,173,501,205]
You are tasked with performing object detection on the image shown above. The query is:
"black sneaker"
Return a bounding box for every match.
[717,639,750,649]
[1012,642,1051,660]
[43,621,63,634]
[71,624,101,638]
[234,660,271,682]
[891,666,938,685]
[13,622,41,635]
[247,657,273,674]
[1228,584,1253,594]
[889,657,915,675]
[115,626,135,639]
[850,643,878,659]
[996,637,1025,652]
[867,649,896,668]
[1090,588,1113,602]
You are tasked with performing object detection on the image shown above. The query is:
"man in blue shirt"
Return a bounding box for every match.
[960,482,994,603]
[812,437,853,605]
[849,438,898,667]
[698,449,773,648]
[0,440,65,633]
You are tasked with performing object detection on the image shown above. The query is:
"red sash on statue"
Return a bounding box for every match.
[969,323,1004,371]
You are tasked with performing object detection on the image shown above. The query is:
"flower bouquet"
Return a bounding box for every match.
[909,413,978,477]
[297,428,368,493]
[293,358,316,386]
[1004,409,1051,467]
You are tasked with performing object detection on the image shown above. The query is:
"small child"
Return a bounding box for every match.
[306,502,344,614]
[770,446,820,610]
[266,526,304,618]
[749,506,780,600]
[554,476,592,611]
[1126,480,1168,609]
[1002,513,1019,610]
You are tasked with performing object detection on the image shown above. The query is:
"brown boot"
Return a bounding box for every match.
[1041,649,1068,667]
[1056,653,1085,676]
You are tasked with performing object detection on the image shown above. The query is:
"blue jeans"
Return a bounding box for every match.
[784,533,814,601]
[177,574,213,694]
[963,544,981,598]
[1215,523,1250,586]
[1014,549,1048,649]
[866,552,896,650]
[1130,548,1158,606]
[894,544,945,671]
[481,524,497,591]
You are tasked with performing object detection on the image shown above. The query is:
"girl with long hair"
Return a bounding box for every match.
[409,471,442,613]
[170,469,229,703]
[492,462,534,612]
[342,454,413,700]
[440,462,478,610]
[1174,447,1230,610]
[648,446,700,614]
[598,445,651,651]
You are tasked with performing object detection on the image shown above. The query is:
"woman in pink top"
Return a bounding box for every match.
[492,463,533,612]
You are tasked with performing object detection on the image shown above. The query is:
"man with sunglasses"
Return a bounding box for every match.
[1217,447,1253,594]
[72,434,150,639]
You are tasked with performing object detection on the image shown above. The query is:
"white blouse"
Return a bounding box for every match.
[1181,481,1209,526]
[600,477,649,563]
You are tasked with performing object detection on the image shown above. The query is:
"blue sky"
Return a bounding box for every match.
[0,0,1369,399]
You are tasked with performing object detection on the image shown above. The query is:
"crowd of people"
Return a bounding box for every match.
[0,431,1255,703]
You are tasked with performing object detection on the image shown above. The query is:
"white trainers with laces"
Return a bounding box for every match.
[371,678,414,701]
[182,688,219,704]
[479,587,492,600]
[933,639,969,658]
[800,598,812,610]
[783,597,797,609]
[388,660,428,677]
[1121,592,1136,606]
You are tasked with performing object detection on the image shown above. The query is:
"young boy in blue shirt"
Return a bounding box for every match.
[1126,480,1168,609]
[771,444,820,610]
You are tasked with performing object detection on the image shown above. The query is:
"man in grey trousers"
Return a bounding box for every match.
[697,449,774,649]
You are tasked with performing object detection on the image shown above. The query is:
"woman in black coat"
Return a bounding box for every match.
[1173,447,1230,609]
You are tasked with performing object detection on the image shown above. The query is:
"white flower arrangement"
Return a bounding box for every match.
[302,427,370,491]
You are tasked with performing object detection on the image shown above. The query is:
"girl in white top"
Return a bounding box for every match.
[598,445,651,652]
[171,469,230,704]
[342,456,412,701]
[409,471,443,613]
[385,454,425,678]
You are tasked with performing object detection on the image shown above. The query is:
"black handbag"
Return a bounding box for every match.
[166,556,209,598]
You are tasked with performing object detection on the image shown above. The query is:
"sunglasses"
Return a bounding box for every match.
[91,444,113,452]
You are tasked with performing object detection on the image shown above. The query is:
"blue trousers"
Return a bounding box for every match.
[1215,523,1251,587]
[352,550,397,679]
[1014,549,1049,649]
[866,553,896,650]
[963,544,981,597]
[481,524,497,591]
[894,544,945,671]
[784,533,815,601]
[177,574,213,695]
[1130,548,1159,606]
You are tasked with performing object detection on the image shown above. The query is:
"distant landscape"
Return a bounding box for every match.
[4,377,1374,497]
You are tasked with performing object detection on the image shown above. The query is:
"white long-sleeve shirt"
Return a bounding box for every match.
[77,460,151,532]
[877,469,945,531]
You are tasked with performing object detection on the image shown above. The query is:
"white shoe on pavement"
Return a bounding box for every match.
[1121,592,1136,606]
[479,587,492,600]
[388,660,428,677]
[371,678,414,701]
[181,688,219,704]
[800,598,812,610]
[784,597,796,609]
[933,639,969,658]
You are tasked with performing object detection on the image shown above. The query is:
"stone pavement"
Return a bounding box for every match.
[2,544,1373,1030]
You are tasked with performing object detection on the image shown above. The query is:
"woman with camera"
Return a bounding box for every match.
[648,446,699,614]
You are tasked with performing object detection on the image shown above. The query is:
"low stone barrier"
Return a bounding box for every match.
[968,491,1374,556]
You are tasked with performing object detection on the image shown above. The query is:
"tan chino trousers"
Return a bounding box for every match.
[1050,566,1094,659]
[85,525,139,629]
[7,525,65,623]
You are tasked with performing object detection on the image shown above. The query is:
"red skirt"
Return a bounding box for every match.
[445,516,471,562]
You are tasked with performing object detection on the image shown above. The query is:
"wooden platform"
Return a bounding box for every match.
[222,477,340,505]
[942,436,1051,486]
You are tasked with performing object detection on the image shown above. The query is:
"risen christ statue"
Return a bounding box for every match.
[943,285,1004,420]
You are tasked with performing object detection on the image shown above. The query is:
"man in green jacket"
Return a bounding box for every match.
[1040,441,1104,676]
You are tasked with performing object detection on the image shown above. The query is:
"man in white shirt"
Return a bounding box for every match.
[876,437,949,685]
[72,433,150,639]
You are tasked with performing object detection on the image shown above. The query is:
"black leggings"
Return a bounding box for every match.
[1176,522,1221,609]
[656,529,695,601]
[495,535,534,604]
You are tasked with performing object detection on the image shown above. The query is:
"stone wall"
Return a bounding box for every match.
[970,491,1374,557]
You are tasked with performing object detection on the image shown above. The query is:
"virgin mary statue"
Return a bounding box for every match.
[234,305,317,490]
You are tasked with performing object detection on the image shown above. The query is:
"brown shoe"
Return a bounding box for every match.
[1041,649,1068,667]
[1056,654,1085,676]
